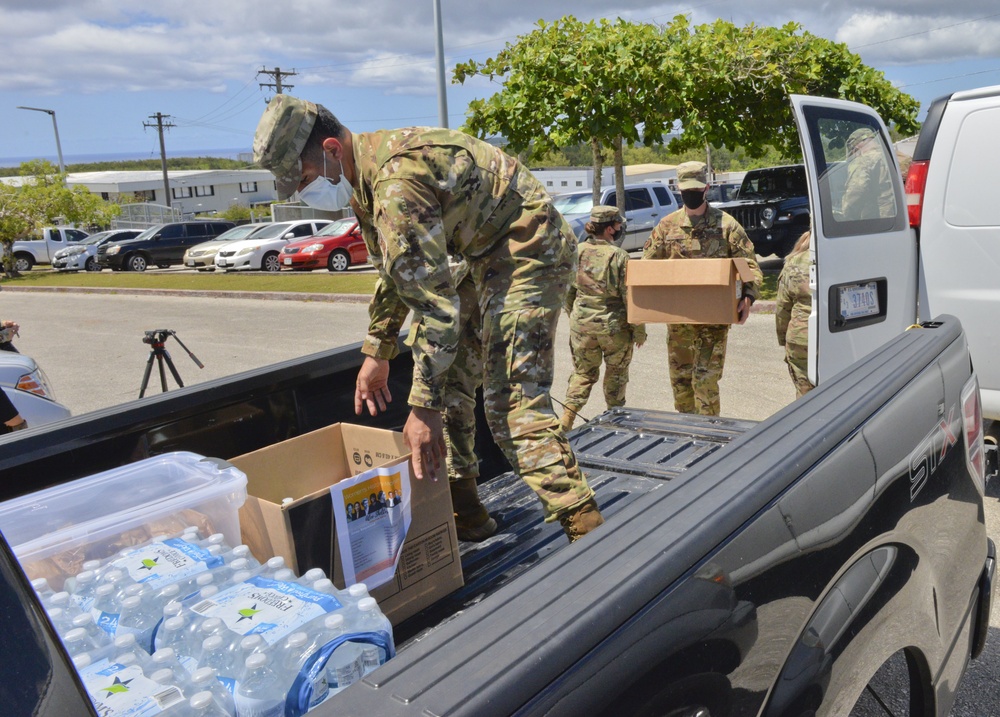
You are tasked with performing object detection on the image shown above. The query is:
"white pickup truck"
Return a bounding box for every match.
[9,226,90,271]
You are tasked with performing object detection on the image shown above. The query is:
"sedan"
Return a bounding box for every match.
[51,229,141,272]
[280,219,367,272]
[214,220,331,272]
[183,222,270,271]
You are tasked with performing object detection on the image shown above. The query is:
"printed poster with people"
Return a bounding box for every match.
[330,461,410,589]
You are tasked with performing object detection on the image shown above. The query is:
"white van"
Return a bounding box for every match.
[790,84,1000,418]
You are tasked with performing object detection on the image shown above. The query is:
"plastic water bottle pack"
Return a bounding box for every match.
[33,526,395,716]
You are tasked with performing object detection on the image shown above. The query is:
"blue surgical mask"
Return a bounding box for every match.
[298,152,354,211]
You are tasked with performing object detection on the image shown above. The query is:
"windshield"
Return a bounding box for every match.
[251,223,299,240]
[214,224,266,241]
[131,224,164,242]
[80,232,111,245]
[316,219,357,236]
[552,193,594,216]
[739,167,807,198]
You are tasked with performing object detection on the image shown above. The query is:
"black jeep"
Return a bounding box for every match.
[716,164,809,258]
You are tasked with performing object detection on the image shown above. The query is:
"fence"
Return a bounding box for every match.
[111,203,184,230]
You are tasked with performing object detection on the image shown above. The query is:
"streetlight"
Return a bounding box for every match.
[16,106,65,173]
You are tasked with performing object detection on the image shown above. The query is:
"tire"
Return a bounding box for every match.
[85,257,100,272]
[261,251,281,273]
[157,263,171,269]
[197,267,215,272]
[327,250,350,272]
[13,254,34,272]
[127,254,148,272]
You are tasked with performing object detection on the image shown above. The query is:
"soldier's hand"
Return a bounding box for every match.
[404,407,446,481]
[355,356,392,416]
[736,297,752,325]
[634,336,646,348]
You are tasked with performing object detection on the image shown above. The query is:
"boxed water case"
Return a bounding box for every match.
[0,451,248,589]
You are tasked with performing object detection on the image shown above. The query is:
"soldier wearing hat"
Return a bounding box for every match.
[642,161,763,416]
[253,95,604,542]
[841,127,895,220]
[561,205,646,431]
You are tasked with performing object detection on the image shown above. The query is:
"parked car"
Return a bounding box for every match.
[280,218,367,272]
[707,182,740,203]
[98,220,236,272]
[715,165,810,257]
[8,227,90,271]
[552,182,680,251]
[0,352,71,428]
[183,222,271,271]
[214,220,332,272]
[51,229,141,272]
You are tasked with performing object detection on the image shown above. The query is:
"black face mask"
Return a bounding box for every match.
[612,224,625,242]
[681,189,706,210]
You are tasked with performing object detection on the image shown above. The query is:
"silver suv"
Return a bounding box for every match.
[552,182,680,251]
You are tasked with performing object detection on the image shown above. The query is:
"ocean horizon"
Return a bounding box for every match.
[0,147,250,169]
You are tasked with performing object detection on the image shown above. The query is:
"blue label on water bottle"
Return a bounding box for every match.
[95,610,120,635]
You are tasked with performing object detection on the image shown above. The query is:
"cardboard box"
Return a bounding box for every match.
[627,257,755,324]
[230,423,463,625]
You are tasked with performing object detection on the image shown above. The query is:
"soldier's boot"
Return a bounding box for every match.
[559,499,605,543]
[560,407,577,433]
[450,478,498,542]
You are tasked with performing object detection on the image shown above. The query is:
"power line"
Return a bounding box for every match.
[258,66,297,96]
[850,11,1000,50]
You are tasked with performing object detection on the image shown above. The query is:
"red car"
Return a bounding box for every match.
[280,218,368,272]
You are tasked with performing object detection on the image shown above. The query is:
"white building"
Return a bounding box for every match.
[64,169,278,216]
[531,164,678,194]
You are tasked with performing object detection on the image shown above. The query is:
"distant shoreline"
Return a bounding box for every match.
[0,148,250,169]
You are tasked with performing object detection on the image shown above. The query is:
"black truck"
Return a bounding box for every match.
[0,314,995,716]
[716,165,811,258]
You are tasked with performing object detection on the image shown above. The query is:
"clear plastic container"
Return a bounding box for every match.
[0,452,247,589]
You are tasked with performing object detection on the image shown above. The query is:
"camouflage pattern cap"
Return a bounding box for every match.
[590,205,623,223]
[676,161,708,190]
[253,94,318,200]
[847,127,876,150]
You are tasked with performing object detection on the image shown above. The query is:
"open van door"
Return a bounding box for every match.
[789,95,918,385]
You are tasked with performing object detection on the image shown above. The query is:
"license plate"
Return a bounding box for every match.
[283,258,292,265]
[186,260,195,267]
[839,282,879,320]
[218,260,229,267]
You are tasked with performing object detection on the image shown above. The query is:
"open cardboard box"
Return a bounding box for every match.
[230,423,463,625]
[627,257,755,324]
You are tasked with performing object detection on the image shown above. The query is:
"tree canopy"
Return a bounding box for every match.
[454,15,919,169]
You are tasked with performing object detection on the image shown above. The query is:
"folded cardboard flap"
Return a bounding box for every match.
[230,423,462,626]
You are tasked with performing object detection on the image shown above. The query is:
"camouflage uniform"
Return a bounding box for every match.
[642,164,762,416]
[563,208,646,427]
[775,247,814,397]
[347,127,592,523]
[841,128,895,220]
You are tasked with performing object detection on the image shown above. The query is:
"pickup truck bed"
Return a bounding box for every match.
[0,316,993,717]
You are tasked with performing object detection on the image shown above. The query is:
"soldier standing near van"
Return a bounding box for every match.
[642,162,763,416]
[253,95,604,543]
[841,128,895,220]
[561,206,646,432]
[776,231,815,398]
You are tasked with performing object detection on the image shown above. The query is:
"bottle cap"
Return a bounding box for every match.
[266,556,285,570]
[230,558,250,571]
[75,570,96,584]
[163,616,186,631]
[324,613,345,629]
[240,634,264,651]
[152,647,176,663]
[358,597,377,612]
[200,617,222,633]
[31,578,50,592]
[191,667,216,684]
[245,652,268,669]
[95,584,115,598]
[207,533,225,545]
[312,579,335,593]
[203,635,224,651]
[114,632,138,649]
[121,595,141,610]
[124,584,144,597]
[274,568,295,582]
[347,583,368,597]
[150,668,175,685]
[159,583,181,597]
[231,570,252,584]
[64,627,88,642]
[82,560,102,572]
[286,632,308,649]
[196,573,214,586]
[49,591,70,606]
[190,691,215,710]
[71,613,95,628]
[71,652,92,668]
[163,602,182,618]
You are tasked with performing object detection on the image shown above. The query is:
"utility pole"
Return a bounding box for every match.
[258,66,297,97]
[433,0,448,128]
[143,113,175,207]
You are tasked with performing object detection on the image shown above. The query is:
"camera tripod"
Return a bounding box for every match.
[138,329,204,398]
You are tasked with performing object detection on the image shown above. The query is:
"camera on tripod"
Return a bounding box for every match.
[138,328,204,398]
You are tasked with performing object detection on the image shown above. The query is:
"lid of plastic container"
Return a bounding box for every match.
[266,556,285,570]
[245,652,268,669]
[286,632,308,649]
[163,616,185,631]
[71,613,94,627]
[63,628,88,642]
[230,558,249,571]
[95,584,115,597]
[121,595,141,610]
[114,632,138,648]
[75,570,96,584]
[190,692,214,710]
[274,568,295,582]
[31,578,49,591]
[82,560,102,571]
[71,653,92,669]
[0,452,248,561]
[191,667,216,683]
[348,583,368,597]
[313,579,335,594]
[358,597,377,612]
[203,635,224,651]
[240,634,264,650]
[324,613,345,629]
[152,647,176,663]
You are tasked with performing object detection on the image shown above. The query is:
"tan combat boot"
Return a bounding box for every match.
[559,499,605,543]
[560,408,577,433]
[450,477,498,542]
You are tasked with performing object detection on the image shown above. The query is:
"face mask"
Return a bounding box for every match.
[681,189,706,210]
[298,152,353,211]
[612,224,625,242]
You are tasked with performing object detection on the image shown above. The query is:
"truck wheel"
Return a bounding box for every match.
[127,254,148,272]
[13,254,34,272]
[327,250,350,272]
[262,252,281,273]
[157,263,171,269]
[85,257,101,272]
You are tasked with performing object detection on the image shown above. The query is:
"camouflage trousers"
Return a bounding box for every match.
[564,325,635,421]
[667,323,729,416]
[441,275,482,483]
[469,192,594,522]
[784,342,815,398]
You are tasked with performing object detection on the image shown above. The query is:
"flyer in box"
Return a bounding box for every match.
[330,461,411,588]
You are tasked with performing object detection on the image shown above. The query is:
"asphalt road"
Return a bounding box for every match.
[2,286,998,715]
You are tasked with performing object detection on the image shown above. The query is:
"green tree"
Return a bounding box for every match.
[1,161,120,277]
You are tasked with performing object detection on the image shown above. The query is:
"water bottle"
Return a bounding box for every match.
[71,612,110,647]
[356,597,394,667]
[199,533,228,550]
[281,631,330,709]
[188,666,236,716]
[273,568,296,583]
[62,627,100,657]
[116,594,159,653]
[71,652,93,671]
[225,544,260,569]
[113,632,151,668]
[44,590,74,613]
[188,690,233,717]
[156,616,200,675]
[199,635,235,679]
[150,647,191,680]
[327,642,364,695]
[234,653,284,717]
[31,577,54,601]
[150,583,182,614]
[69,569,99,612]
[82,559,103,573]
[297,568,327,586]
[149,667,183,690]
[236,634,265,663]
[48,607,74,634]
[163,600,184,620]
[261,556,286,579]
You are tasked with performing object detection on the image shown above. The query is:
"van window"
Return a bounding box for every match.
[943,107,1000,227]
[652,186,674,208]
[66,230,89,242]
[623,189,653,212]
[159,224,184,239]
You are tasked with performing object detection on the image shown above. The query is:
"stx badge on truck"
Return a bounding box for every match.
[909,406,958,501]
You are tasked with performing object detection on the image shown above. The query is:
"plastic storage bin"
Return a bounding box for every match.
[0,452,247,589]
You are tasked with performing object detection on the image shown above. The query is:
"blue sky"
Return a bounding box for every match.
[2,1,999,164]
